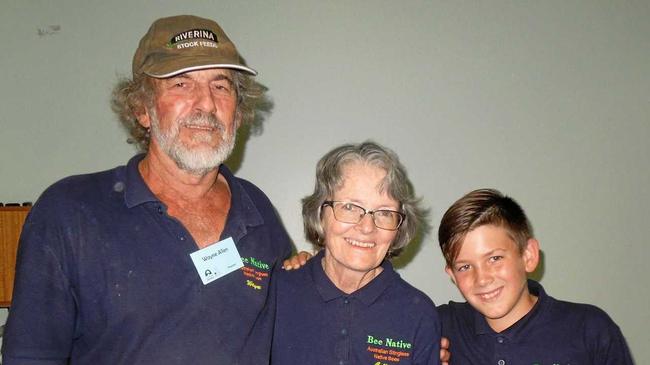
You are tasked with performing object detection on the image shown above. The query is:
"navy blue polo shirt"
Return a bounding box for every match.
[2,154,292,365]
[438,280,634,365]
[271,250,441,365]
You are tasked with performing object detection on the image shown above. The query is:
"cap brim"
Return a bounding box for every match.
[146,64,257,78]
[141,54,257,78]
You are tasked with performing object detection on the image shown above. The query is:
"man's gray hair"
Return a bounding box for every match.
[302,141,425,258]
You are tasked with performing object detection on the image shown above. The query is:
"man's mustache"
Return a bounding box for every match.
[179,112,225,132]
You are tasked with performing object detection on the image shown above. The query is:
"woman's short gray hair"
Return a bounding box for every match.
[302,141,424,258]
[111,70,265,151]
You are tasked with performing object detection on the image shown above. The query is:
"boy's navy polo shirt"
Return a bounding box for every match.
[271,250,441,365]
[2,154,292,365]
[438,280,634,365]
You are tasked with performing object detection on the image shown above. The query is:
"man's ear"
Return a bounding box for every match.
[234,110,243,129]
[136,108,152,129]
[444,265,457,286]
[137,77,157,129]
[523,238,540,274]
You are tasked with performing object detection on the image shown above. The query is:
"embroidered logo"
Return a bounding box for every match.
[241,256,270,290]
[166,29,219,49]
[242,256,270,270]
[366,334,412,363]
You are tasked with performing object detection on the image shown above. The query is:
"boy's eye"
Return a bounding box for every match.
[489,256,503,263]
[456,264,470,272]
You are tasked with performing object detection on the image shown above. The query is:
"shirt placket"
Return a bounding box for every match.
[493,334,509,365]
[334,295,353,365]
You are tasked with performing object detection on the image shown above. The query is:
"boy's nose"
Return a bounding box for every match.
[475,268,494,287]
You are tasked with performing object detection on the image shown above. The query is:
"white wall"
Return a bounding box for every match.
[1,1,648,362]
[0,309,6,354]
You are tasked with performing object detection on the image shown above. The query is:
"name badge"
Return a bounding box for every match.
[189,237,244,285]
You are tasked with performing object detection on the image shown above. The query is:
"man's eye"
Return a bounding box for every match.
[174,82,186,88]
[213,83,232,92]
[489,256,503,263]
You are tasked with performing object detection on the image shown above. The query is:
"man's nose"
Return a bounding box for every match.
[193,84,216,113]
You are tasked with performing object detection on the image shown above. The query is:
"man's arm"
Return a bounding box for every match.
[1,199,76,364]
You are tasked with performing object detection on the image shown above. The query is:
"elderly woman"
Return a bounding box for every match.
[271,141,441,365]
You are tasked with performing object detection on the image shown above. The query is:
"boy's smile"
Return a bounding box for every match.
[445,224,540,332]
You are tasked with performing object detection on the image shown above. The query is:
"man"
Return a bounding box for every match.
[2,15,291,364]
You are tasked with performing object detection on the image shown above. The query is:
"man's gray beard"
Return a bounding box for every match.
[149,109,236,175]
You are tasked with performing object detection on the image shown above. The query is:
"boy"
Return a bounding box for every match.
[437,188,634,364]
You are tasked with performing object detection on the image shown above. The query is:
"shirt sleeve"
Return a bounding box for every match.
[1,198,77,364]
[412,303,442,365]
[585,306,635,365]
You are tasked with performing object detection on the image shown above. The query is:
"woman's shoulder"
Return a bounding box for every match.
[388,274,437,312]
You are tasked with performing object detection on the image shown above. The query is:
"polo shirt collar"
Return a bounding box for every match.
[121,154,265,235]
[473,308,492,335]
[473,279,547,339]
[124,154,158,208]
[310,250,397,306]
[219,163,264,240]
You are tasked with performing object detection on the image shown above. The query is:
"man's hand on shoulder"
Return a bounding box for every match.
[440,336,450,365]
[282,251,312,270]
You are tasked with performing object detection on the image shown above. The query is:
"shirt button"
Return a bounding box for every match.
[497,336,504,344]
[343,298,350,304]
[180,236,185,241]
[341,328,348,335]
[339,361,345,365]
[497,360,506,365]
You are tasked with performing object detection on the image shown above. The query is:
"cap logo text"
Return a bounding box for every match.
[169,29,218,45]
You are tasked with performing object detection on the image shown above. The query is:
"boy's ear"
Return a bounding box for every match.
[523,238,540,273]
[444,265,457,285]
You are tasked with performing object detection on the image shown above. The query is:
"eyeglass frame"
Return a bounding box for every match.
[321,200,406,231]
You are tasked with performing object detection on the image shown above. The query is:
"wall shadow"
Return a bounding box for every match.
[392,204,432,270]
[224,76,273,174]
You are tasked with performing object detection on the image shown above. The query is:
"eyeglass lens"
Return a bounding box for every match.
[329,202,401,230]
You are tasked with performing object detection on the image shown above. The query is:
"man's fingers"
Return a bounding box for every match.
[282,251,313,270]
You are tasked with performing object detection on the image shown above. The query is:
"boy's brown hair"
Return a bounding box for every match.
[438,188,533,266]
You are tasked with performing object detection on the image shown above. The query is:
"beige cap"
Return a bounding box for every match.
[132,15,257,78]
